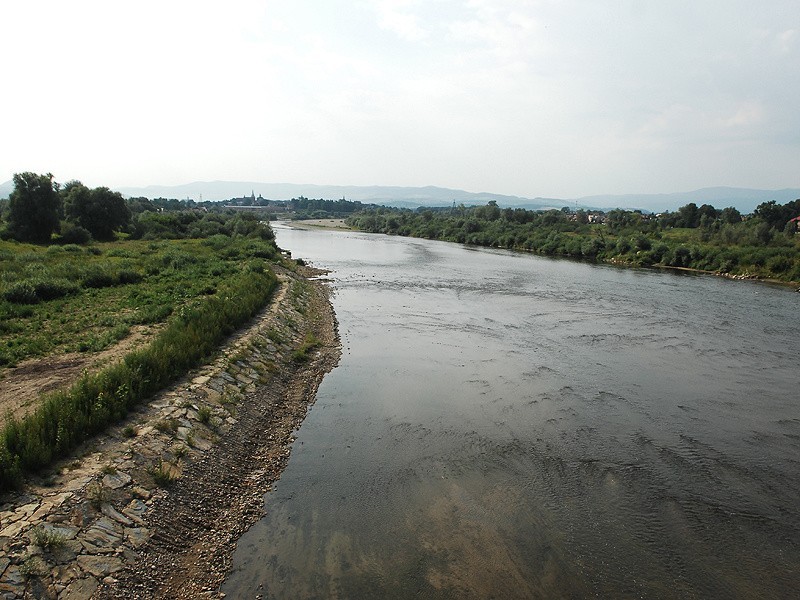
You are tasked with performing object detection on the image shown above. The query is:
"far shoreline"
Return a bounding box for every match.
[279,218,352,231]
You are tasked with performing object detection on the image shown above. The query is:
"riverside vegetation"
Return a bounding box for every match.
[0,173,288,491]
[346,199,800,283]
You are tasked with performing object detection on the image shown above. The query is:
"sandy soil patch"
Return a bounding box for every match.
[283,218,352,230]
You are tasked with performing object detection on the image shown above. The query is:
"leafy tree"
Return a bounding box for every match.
[7,172,62,243]
[677,203,699,228]
[720,206,742,224]
[754,199,800,230]
[63,182,131,240]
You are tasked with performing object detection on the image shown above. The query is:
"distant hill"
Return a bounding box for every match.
[2,178,798,213]
[115,181,559,211]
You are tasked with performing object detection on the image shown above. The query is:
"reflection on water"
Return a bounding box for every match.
[223,225,800,599]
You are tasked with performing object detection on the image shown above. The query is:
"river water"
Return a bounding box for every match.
[223,225,800,599]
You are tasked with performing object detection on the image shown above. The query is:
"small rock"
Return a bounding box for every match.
[130,487,152,500]
[0,564,25,595]
[76,554,123,578]
[61,575,99,600]
[124,527,151,548]
[102,471,132,490]
[101,503,134,526]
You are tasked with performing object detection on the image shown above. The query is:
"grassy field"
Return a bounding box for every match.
[0,228,284,489]
[0,235,276,367]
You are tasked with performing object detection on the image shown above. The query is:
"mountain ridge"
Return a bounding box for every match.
[1,179,798,213]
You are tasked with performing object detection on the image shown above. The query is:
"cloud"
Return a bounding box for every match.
[774,28,797,54]
[371,0,428,42]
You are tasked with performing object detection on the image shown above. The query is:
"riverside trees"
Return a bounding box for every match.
[346,199,800,282]
[2,172,133,243]
[6,172,62,243]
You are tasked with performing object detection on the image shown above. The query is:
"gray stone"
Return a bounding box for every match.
[76,554,123,578]
[0,519,27,539]
[63,475,94,492]
[100,503,133,526]
[102,471,132,490]
[61,575,99,600]
[0,564,25,595]
[51,539,81,564]
[124,527,151,548]
[0,558,8,577]
[81,517,123,550]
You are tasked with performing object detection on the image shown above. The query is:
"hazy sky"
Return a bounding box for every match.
[2,1,798,198]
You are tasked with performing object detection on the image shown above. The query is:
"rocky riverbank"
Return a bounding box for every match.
[0,264,340,599]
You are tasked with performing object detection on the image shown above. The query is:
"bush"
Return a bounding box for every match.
[31,278,80,301]
[2,281,39,304]
[60,223,92,245]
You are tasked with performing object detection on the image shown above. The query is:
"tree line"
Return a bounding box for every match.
[0,172,280,244]
[346,199,800,282]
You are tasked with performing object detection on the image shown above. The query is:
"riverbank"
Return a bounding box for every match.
[283,218,351,231]
[0,264,340,599]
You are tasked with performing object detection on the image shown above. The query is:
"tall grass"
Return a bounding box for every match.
[0,269,277,491]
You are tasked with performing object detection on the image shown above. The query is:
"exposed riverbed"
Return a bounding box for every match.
[225,225,800,599]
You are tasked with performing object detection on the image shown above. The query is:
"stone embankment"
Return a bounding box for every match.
[0,264,340,599]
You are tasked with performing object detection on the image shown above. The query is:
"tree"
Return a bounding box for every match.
[63,182,131,240]
[720,206,742,224]
[7,172,62,243]
[676,203,699,228]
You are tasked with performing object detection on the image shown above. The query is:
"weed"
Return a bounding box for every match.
[122,425,136,438]
[173,445,188,460]
[31,526,66,551]
[197,406,212,424]
[291,333,321,362]
[20,555,47,579]
[87,483,110,509]
[100,464,117,475]
[266,327,284,344]
[149,459,178,487]
[155,418,179,435]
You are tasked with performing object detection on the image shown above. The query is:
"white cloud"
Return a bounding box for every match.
[371,0,428,42]
[0,0,798,196]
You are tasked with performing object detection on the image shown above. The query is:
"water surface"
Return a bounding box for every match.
[224,225,800,599]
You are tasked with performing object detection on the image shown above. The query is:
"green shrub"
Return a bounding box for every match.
[149,459,178,487]
[81,266,115,288]
[31,278,80,301]
[2,281,39,304]
[197,406,212,424]
[60,223,92,245]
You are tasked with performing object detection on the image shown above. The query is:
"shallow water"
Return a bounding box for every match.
[223,225,800,599]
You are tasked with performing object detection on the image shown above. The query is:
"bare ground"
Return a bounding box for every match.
[0,326,160,424]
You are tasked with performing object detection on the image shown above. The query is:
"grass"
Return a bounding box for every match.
[0,236,275,367]
[0,237,280,491]
[149,459,178,487]
[291,332,322,363]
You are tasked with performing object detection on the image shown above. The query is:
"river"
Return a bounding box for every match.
[222,224,800,599]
